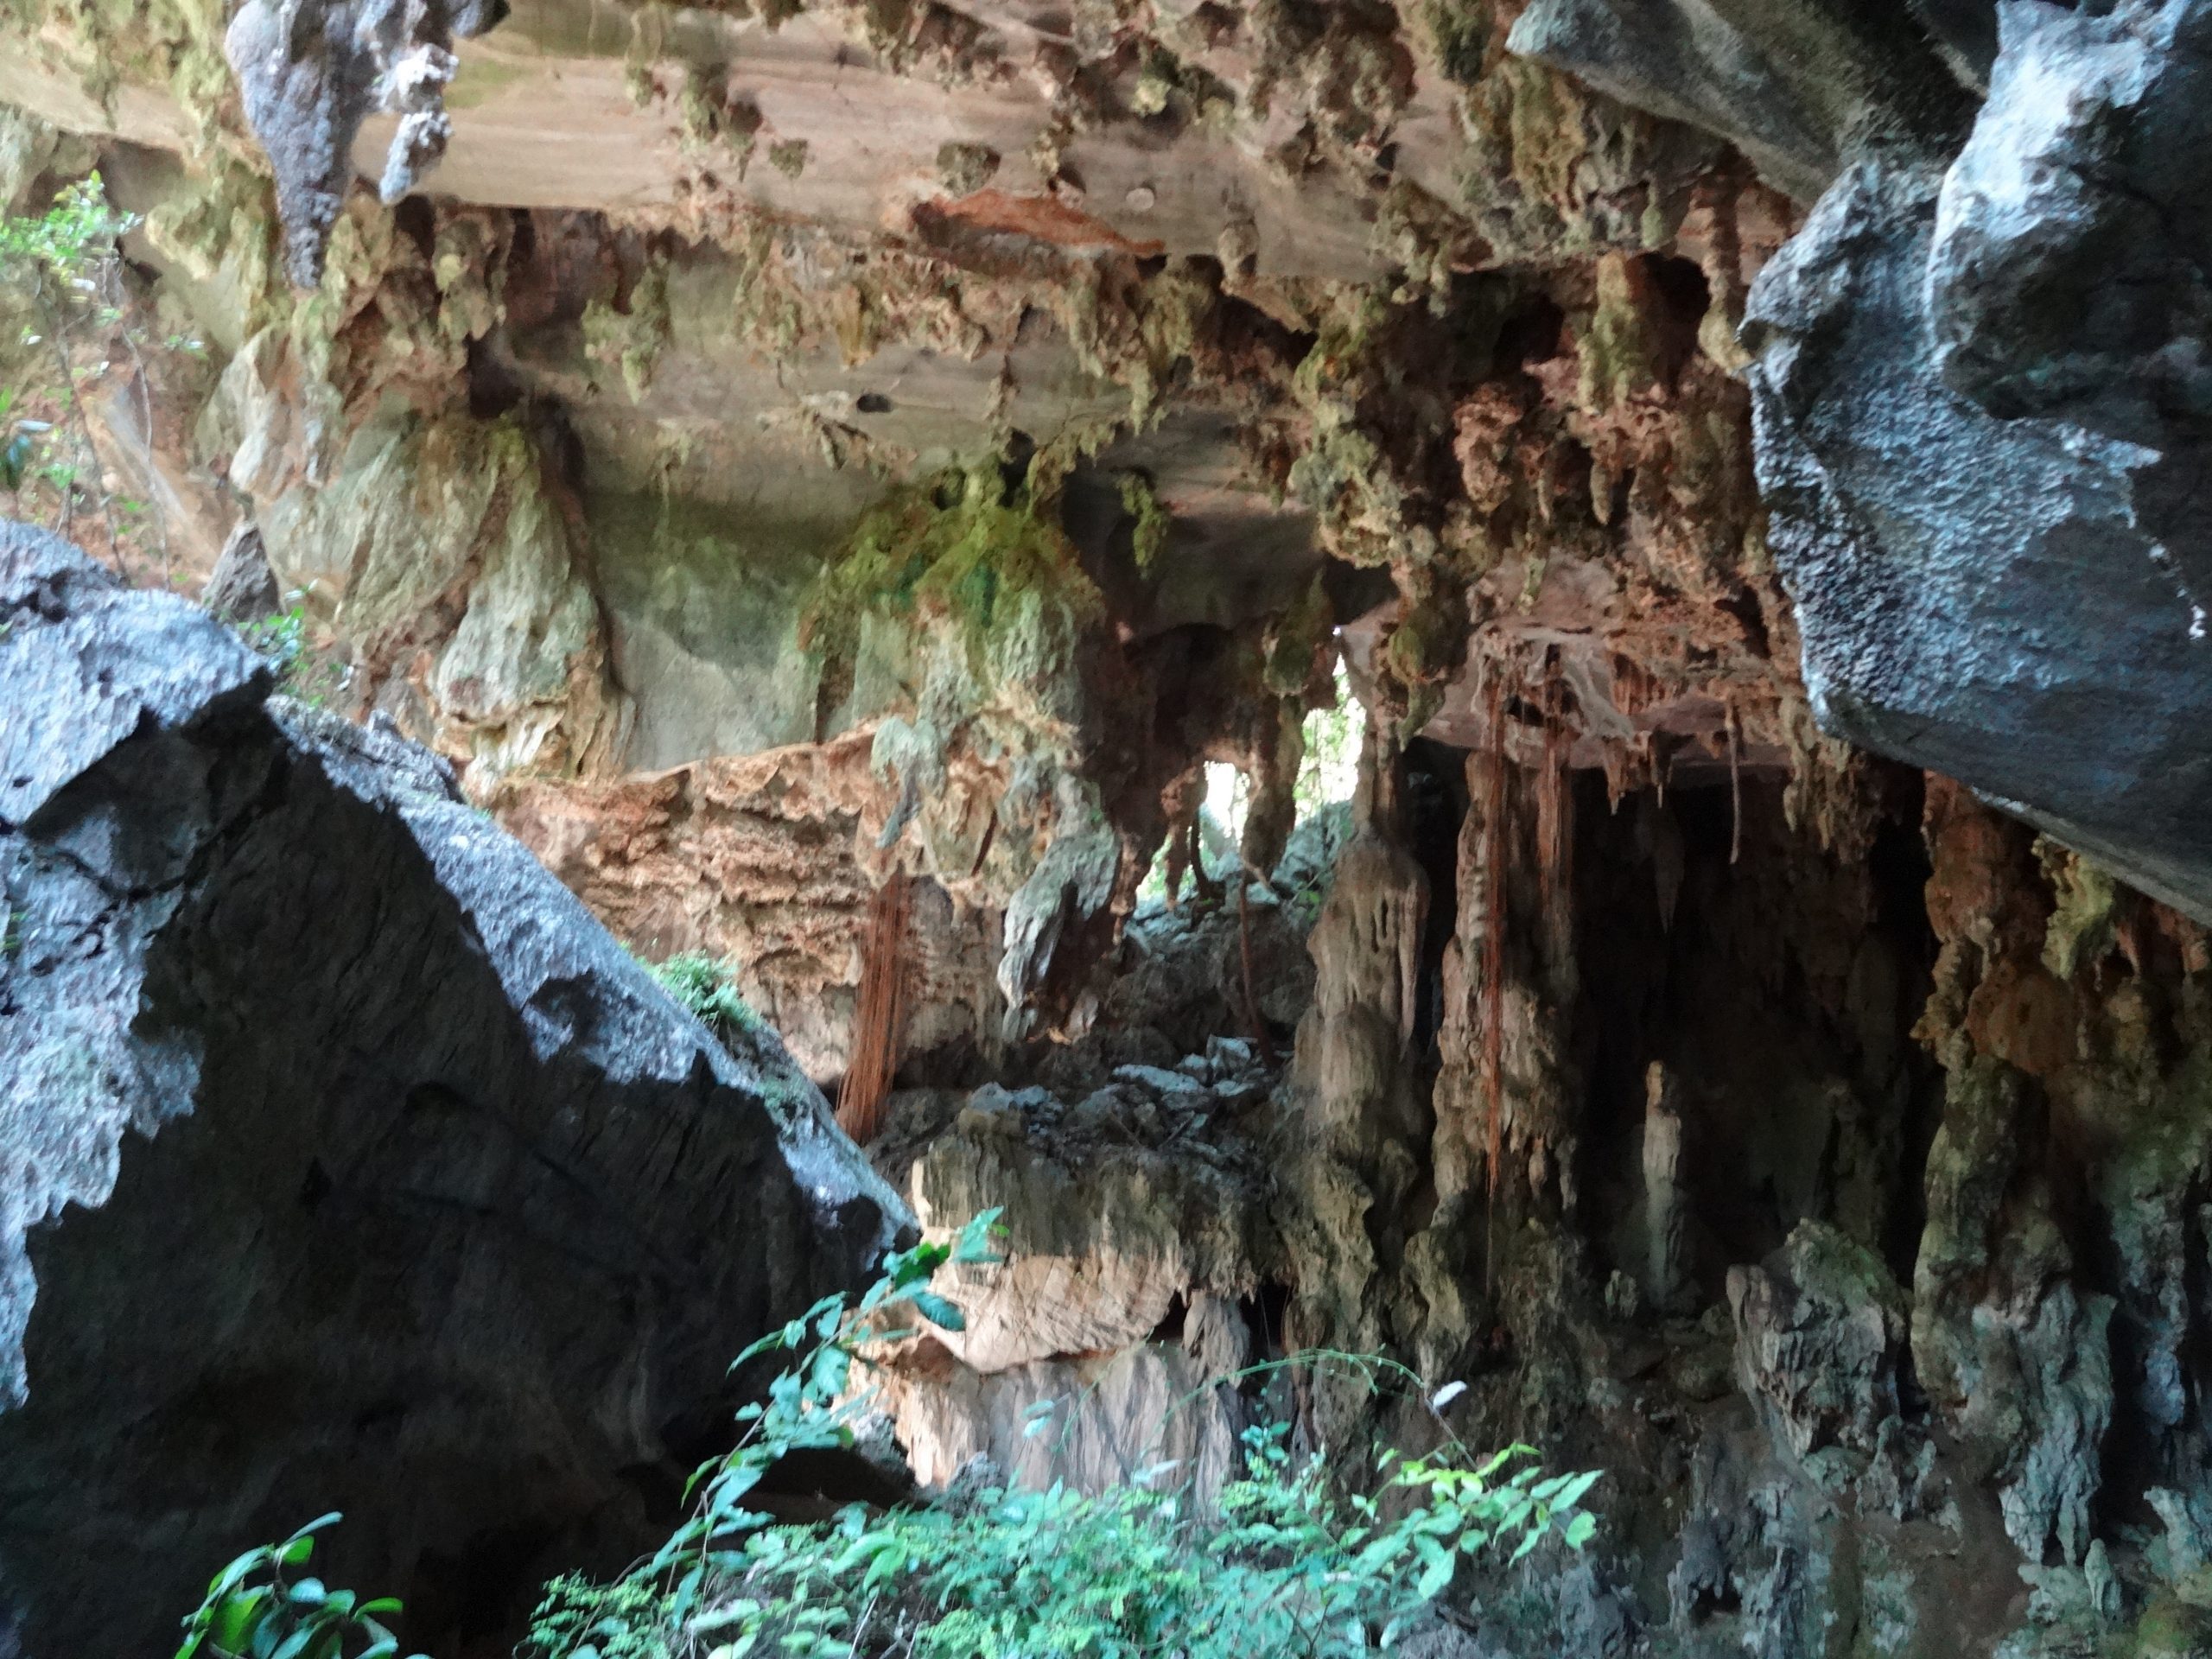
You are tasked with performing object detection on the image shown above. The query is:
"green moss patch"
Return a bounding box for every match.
[799,460,1104,708]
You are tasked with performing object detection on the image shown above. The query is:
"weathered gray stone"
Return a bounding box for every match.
[1726,1220,1908,1469]
[1745,146,2212,923]
[0,524,905,1655]
[224,0,507,285]
[1912,1059,2113,1565]
[200,521,283,625]
[1506,0,1974,200]
[1929,1,2212,447]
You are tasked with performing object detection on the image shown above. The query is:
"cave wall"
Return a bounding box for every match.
[0,0,1828,1057]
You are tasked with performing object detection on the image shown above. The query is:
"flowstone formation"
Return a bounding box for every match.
[0,525,905,1656]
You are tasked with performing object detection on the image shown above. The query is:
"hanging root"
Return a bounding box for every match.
[837,869,912,1145]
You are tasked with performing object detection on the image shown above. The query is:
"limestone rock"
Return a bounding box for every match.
[0,524,905,1655]
[1507,0,1974,200]
[872,1341,1250,1498]
[1726,1220,1908,1471]
[891,1075,1267,1375]
[499,732,1005,1084]
[1744,3,2212,924]
[1913,1058,2114,1565]
[200,521,283,625]
[224,0,507,285]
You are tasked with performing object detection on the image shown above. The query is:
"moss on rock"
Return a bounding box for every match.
[800,459,1104,712]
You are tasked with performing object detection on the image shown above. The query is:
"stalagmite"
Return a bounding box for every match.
[1641,1062,1688,1313]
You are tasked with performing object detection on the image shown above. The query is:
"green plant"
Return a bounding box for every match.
[1295,656,1359,817]
[524,1211,1601,1659]
[240,603,347,707]
[176,1514,427,1659]
[0,173,162,569]
[797,460,1104,710]
[242,607,308,679]
[645,952,771,1046]
[0,390,40,493]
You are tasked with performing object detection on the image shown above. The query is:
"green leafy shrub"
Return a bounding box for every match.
[176,1514,426,1659]
[0,173,164,568]
[523,1209,1600,1659]
[643,952,770,1046]
[797,461,1104,709]
[174,1218,1602,1659]
[239,603,347,707]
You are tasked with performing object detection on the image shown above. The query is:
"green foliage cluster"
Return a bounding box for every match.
[1295,657,1360,820]
[240,604,346,707]
[521,1207,1598,1659]
[645,951,770,1046]
[798,461,1103,700]
[175,1515,424,1659]
[0,170,133,274]
[1,175,130,498]
[0,172,170,571]
[582,260,673,402]
[1117,470,1170,575]
[181,1210,1599,1659]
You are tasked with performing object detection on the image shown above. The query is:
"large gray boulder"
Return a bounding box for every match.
[0,524,907,1656]
[1739,0,2212,922]
[1506,0,1975,200]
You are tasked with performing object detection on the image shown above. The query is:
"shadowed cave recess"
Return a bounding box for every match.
[7,0,2212,1654]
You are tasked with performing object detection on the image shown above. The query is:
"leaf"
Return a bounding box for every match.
[357,1600,403,1618]
[210,1588,270,1653]
[1412,1534,1455,1599]
[1550,1470,1603,1513]
[953,1208,1005,1264]
[285,1580,327,1608]
[281,1515,343,1546]
[0,428,34,493]
[207,1549,273,1599]
[909,1291,965,1333]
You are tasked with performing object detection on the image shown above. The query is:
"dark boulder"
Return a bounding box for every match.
[1505,0,1976,201]
[0,524,907,1656]
[1740,0,2212,923]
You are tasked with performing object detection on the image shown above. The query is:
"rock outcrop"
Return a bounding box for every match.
[1738,2,2212,922]
[225,0,507,284]
[0,524,906,1656]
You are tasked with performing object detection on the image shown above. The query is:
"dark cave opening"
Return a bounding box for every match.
[1569,766,1944,1308]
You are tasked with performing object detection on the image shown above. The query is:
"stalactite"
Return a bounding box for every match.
[837,868,912,1144]
[1535,656,1575,984]
[1478,668,1511,1197]
[1726,697,1744,867]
